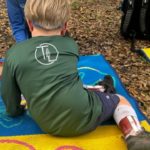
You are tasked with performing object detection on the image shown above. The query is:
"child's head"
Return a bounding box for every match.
[25,0,70,31]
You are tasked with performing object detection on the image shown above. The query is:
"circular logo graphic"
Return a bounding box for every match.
[35,43,59,65]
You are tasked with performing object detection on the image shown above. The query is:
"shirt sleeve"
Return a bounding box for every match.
[1,59,24,117]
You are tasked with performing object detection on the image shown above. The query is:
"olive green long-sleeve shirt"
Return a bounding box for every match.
[1,36,102,136]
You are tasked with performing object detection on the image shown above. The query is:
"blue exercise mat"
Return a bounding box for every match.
[0,55,149,136]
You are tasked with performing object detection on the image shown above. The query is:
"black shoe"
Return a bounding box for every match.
[96,75,116,94]
[126,129,150,150]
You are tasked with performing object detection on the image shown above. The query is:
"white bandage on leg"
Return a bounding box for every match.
[113,105,138,124]
[113,105,142,134]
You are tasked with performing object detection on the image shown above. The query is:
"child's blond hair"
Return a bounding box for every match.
[25,0,70,30]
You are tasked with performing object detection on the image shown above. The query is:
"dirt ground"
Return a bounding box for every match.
[0,0,150,118]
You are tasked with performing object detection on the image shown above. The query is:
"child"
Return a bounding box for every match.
[1,0,150,149]
[6,0,30,42]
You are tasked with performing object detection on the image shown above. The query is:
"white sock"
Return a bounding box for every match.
[83,85,105,92]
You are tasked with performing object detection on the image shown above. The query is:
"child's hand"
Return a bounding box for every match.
[21,99,27,109]
[0,62,4,79]
[20,104,26,110]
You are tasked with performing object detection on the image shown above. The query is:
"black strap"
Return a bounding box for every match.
[122,0,135,34]
[130,32,146,57]
[130,31,137,52]
[140,0,149,34]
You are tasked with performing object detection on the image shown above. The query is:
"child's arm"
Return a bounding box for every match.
[1,60,25,117]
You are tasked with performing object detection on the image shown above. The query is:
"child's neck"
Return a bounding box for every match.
[32,27,61,37]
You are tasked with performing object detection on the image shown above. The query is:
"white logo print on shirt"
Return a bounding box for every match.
[35,43,59,65]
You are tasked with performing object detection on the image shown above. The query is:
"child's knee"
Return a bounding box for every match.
[116,94,131,106]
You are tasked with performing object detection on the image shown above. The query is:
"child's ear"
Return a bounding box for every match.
[61,22,67,36]
[26,19,34,32]
[64,22,67,30]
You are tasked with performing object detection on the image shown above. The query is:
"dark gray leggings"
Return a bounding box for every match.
[94,91,120,124]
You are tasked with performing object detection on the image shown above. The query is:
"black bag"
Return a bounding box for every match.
[120,0,150,40]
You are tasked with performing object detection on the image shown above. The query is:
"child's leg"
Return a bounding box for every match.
[93,92,120,124]
[6,0,30,42]
[92,75,150,149]
[114,95,150,150]
[113,95,142,138]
